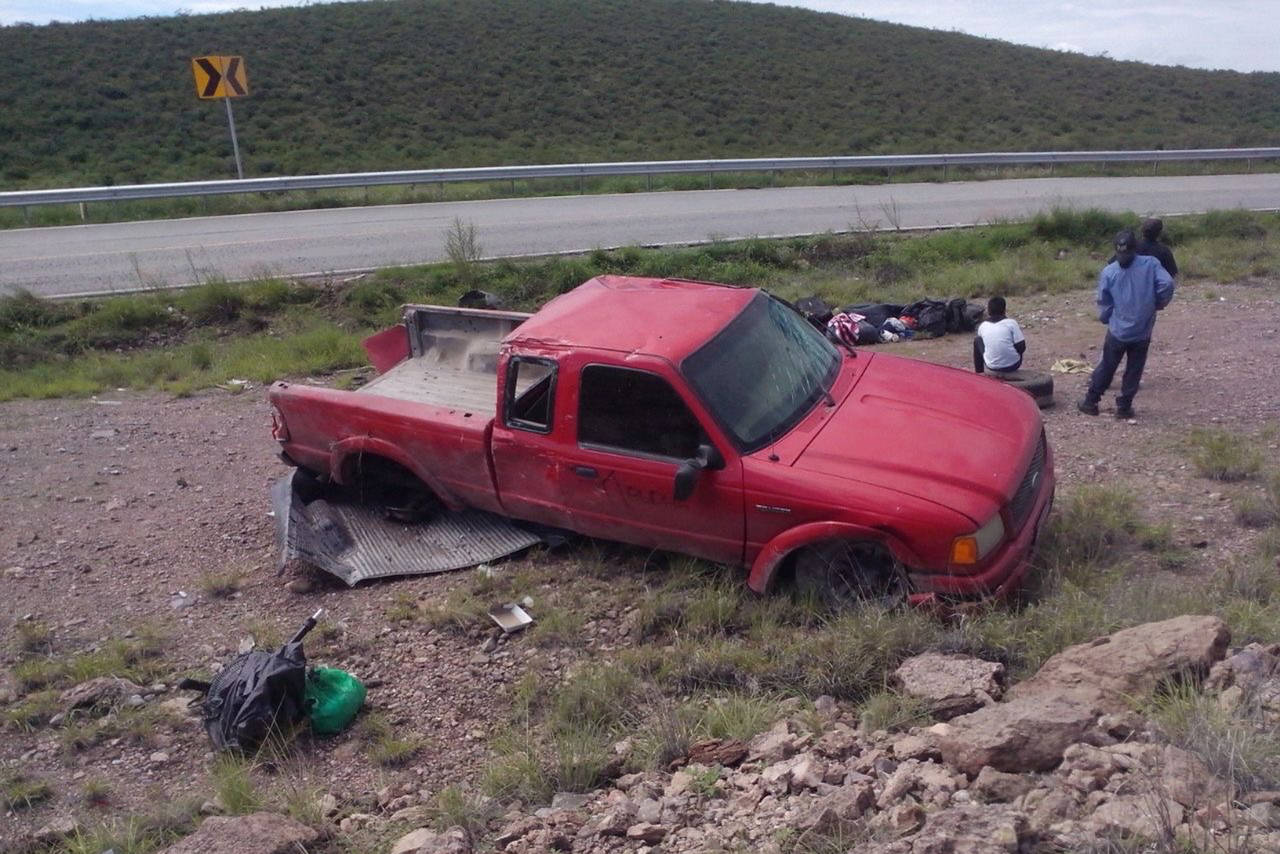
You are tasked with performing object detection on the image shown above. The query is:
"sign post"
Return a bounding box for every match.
[192,55,249,179]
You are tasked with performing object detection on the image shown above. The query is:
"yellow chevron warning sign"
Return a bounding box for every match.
[191,55,248,99]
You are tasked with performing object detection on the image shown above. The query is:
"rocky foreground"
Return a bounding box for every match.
[100,613,1280,854]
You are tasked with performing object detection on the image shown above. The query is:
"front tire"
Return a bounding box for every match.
[793,540,908,608]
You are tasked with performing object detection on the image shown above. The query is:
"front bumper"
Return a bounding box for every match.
[906,468,1056,602]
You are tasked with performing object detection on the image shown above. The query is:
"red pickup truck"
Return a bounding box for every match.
[269,276,1054,604]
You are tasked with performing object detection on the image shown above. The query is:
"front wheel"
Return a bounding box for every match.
[792,540,908,608]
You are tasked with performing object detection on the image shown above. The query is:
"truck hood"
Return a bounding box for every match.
[791,353,1040,523]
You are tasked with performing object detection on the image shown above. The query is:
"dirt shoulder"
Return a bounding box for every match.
[1,279,1277,844]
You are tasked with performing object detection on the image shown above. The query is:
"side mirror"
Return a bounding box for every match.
[673,443,724,501]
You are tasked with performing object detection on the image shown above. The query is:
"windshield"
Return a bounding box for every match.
[682,292,841,452]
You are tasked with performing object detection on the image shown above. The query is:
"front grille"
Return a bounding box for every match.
[1009,434,1046,531]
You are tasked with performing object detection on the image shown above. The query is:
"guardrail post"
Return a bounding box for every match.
[1153,160,1159,175]
[79,202,87,222]
[646,174,652,192]
[1248,159,1253,173]
[21,205,29,225]
[578,175,584,194]
[707,171,713,189]
[943,164,948,181]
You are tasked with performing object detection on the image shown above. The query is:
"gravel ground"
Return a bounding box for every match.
[1,278,1277,844]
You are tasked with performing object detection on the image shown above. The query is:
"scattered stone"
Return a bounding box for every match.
[60,676,145,712]
[550,791,592,810]
[909,804,1027,853]
[389,826,470,854]
[318,792,339,819]
[149,751,170,764]
[895,652,1005,719]
[1161,745,1231,809]
[684,738,749,767]
[158,812,320,854]
[285,578,313,594]
[625,822,667,843]
[870,801,926,837]
[33,817,81,847]
[1087,794,1184,840]
[747,720,800,763]
[970,766,1035,803]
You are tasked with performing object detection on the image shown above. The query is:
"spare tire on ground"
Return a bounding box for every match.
[988,370,1054,409]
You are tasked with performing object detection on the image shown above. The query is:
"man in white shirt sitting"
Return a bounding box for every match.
[973,297,1026,374]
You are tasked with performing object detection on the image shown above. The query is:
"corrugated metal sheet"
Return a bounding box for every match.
[273,472,543,586]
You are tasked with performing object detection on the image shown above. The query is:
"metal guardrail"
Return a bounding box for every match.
[2,147,1278,208]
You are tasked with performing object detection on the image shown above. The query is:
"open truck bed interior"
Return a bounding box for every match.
[357,304,531,416]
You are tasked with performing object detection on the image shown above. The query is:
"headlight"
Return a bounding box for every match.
[950,514,1006,565]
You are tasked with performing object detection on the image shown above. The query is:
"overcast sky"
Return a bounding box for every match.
[3,0,1278,73]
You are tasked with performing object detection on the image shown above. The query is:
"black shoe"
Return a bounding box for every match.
[1115,407,1135,420]
[1077,399,1099,416]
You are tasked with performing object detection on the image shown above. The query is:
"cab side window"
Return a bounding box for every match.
[578,365,702,459]
[505,357,556,433]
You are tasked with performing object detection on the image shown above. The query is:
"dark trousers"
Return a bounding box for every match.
[1085,332,1150,409]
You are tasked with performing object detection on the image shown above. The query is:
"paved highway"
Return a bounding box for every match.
[3,173,1279,298]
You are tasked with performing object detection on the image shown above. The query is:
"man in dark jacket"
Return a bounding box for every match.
[1078,229,1175,419]
[1137,217,1178,277]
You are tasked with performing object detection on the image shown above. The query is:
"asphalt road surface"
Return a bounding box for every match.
[3,173,1279,298]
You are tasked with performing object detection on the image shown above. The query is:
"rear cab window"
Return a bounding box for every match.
[504,356,557,433]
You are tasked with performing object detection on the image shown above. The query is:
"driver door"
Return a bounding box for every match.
[555,359,744,564]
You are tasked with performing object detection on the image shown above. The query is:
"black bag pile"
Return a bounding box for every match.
[178,609,321,753]
[802,296,986,345]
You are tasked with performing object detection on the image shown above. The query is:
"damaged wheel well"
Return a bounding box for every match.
[341,453,442,522]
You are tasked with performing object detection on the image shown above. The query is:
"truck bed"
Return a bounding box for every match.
[355,303,532,416]
[358,359,498,415]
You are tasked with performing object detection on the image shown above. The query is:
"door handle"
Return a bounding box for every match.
[572,465,598,479]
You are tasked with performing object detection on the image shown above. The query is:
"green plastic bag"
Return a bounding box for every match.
[305,667,366,735]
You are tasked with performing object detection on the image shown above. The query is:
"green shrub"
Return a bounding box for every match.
[1035,485,1139,575]
[1149,682,1280,794]
[0,770,52,810]
[1031,207,1132,244]
[859,690,931,733]
[1189,429,1263,481]
[1196,209,1269,241]
[183,281,245,324]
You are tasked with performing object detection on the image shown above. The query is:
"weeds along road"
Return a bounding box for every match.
[3,173,1280,298]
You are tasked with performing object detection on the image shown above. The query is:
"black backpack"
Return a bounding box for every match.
[179,611,319,752]
[902,299,949,337]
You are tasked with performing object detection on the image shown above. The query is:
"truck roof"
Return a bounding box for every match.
[504,275,758,362]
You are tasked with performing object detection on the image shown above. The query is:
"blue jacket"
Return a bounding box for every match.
[1097,255,1175,342]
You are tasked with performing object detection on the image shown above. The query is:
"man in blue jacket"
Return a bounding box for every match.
[1078,229,1175,419]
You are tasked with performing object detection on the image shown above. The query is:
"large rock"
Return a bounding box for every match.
[894,653,1005,719]
[159,813,320,854]
[936,617,1229,776]
[1011,616,1229,713]
[932,693,1097,775]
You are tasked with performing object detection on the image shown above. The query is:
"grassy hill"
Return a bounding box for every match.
[1,0,1278,190]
